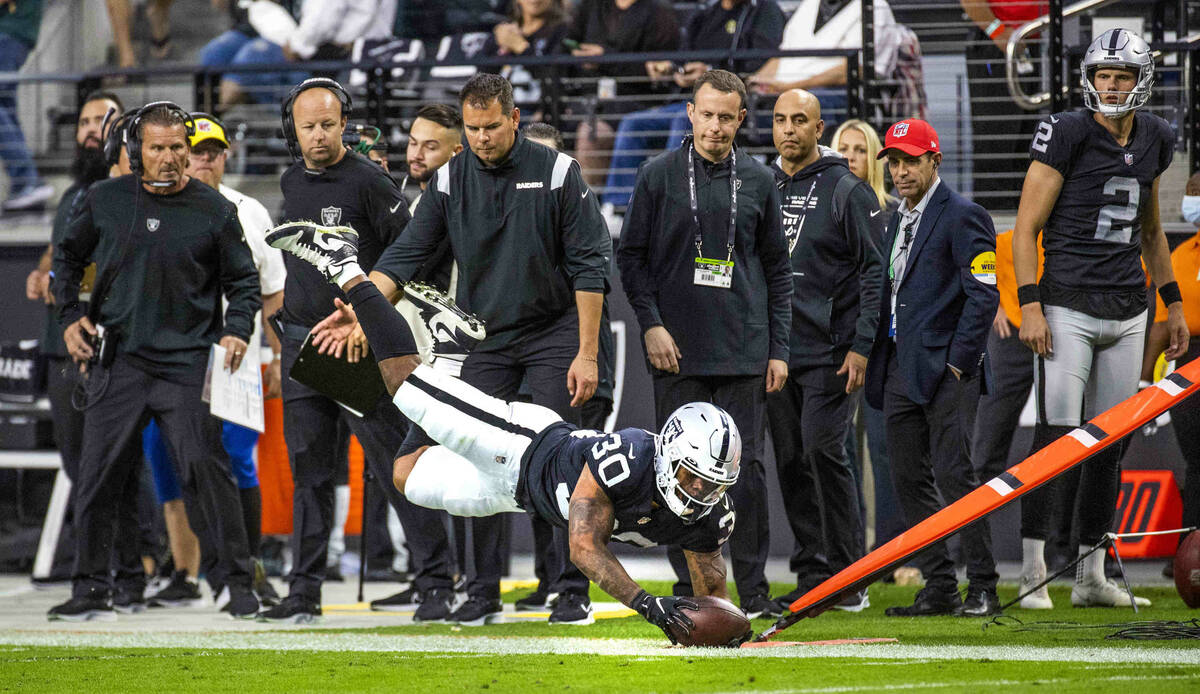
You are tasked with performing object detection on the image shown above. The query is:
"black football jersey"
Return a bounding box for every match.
[519,423,735,553]
[1029,109,1174,319]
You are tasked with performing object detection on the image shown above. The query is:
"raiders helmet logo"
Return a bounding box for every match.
[321,206,342,226]
[1124,152,1134,165]
[893,123,909,137]
[146,217,160,232]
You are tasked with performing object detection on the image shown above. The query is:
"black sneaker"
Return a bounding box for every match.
[148,570,204,608]
[227,585,260,620]
[514,589,553,612]
[771,585,813,614]
[413,588,453,623]
[254,560,281,608]
[370,586,421,612]
[833,590,870,613]
[266,221,360,284]
[741,593,782,619]
[402,282,486,356]
[448,595,504,626]
[258,593,320,624]
[885,586,962,617]
[547,592,593,625]
[47,591,116,622]
[112,586,147,615]
[955,586,999,617]
[325,564,344,582]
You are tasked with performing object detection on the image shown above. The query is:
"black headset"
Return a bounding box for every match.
[123,101,196,178]
[280,77,353,161]
[102,108,137,169]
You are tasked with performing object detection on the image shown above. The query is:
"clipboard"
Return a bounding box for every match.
[287,332,386,417]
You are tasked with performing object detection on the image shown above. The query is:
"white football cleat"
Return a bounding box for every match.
[267,221,361,285]
[402,281,486,356]
[1018,572,1053,610]
[1070,577,1151,607]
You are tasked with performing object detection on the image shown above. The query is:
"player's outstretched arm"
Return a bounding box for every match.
[683,549,729,600]
[568,466,698,642]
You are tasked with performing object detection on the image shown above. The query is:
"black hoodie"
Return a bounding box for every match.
[772,147,884,375]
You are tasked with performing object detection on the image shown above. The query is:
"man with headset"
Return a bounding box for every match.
[48,102,263,621]
[264,78,455,623]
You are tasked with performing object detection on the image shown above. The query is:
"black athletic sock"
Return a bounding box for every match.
[345,281,418,360]
[240,486,262,557]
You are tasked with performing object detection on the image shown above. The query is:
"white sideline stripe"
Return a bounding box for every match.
[705,673,1200,694]
[1067,428,1101,448]
[1,633,1198,664]
[985,478,1015,497]
[1156,378,1185,397]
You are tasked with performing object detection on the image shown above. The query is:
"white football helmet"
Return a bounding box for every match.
[656,403,741,520]
[1080,28,1154,118]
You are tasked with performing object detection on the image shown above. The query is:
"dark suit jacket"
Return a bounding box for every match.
[864,181,998,408]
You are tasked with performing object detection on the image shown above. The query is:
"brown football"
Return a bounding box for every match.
[668,595,753,648]
[1174,530,1200,608]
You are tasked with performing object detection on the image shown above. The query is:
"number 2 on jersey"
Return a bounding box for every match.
[1095,176,1140,244]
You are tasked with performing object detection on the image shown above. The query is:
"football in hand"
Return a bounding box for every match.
[668,595,753,648]
[1174,530,1200,608]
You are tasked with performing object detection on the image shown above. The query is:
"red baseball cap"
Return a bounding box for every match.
[877,119,940,159]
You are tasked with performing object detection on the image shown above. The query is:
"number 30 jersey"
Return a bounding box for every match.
[1028,109,1174,319]
[518,423,735,553]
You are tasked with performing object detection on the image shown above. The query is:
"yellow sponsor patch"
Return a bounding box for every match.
[970,251,997,285]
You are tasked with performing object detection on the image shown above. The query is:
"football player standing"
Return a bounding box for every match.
[1012,28,1189,608]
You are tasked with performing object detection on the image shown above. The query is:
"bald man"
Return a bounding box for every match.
[263,79,456,623]
[766,89,884,613]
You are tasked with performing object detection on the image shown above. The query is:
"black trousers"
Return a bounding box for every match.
[1169,341,1200,534]
[456,310,588,599]
[656,373,770,600]
[972,326,1034,480]
[45,356,85,576]
[766,369,864,589]
[280,327,453,600]
[882,348,998,593]
[72,357,249,596]
[965,30,1039,211]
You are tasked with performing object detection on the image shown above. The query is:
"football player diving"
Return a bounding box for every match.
[1012,28,1189,609]
[268,220,741,644]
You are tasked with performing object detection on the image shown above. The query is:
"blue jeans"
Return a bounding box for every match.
[200,30,307,104]
[603,101,691,208]
[0,34,40,194]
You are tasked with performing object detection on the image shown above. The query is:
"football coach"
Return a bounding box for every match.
[265,77,455,623]
[49,102,262,621]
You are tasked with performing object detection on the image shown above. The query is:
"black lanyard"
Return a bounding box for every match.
[687,142,738,262]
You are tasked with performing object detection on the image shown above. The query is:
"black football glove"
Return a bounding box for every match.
[631,590,698,644]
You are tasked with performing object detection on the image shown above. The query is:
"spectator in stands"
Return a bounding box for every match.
[0,1,52,211]
[960,0,1046,211]
[105,0,174,67]
[1142,171,1200,578]
[565,0,680,189]
[617,70,790,618]
[485,0,568,59]
[600,0,785,210]
[139,113,286,610]
[747,0,895,128]
[201,0,394,111]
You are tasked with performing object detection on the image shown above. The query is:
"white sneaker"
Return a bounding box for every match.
[1018,572,1053,609]
[1071,577,1151,607]
[3,183,54,211]
[266,221,360,284]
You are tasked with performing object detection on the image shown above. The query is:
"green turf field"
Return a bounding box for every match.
[4,582,1198,693]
